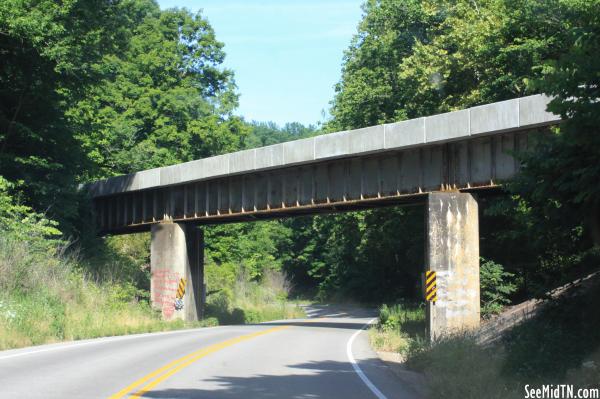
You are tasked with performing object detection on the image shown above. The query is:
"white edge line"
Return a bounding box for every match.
[0,325,225,361]
[346,317,388,399]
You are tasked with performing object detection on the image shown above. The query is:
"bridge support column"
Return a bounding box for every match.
[150,222,204,321]
[426,192,480,341]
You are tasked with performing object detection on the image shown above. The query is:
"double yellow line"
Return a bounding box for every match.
[109,325,289,399]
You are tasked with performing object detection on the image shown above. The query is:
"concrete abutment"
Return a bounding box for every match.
[150,222,204,321]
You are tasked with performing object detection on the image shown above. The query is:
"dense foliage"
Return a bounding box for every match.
[0,0,246,234]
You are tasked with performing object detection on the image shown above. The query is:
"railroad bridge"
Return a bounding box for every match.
[87,94,561,339]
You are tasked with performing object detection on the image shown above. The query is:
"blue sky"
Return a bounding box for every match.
[157,0,364,126]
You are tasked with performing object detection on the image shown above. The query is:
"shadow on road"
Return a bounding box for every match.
[254,321,370,330]
[140,359,412,399]
[301,305,378,319]
[252,305,379,330]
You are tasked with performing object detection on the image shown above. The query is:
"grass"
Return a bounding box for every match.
[0,266,218,350]
[402,277,600,399]
[205,267,305,324]
[0,289,218,351]
[369,303,426,356]
[370,281,600,399]
[0,233,210,351]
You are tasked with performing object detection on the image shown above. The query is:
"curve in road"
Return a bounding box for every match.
[0,306,421,399]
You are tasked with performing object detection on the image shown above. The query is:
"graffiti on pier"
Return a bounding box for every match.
[152,269,181,319]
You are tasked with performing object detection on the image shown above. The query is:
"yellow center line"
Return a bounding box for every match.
[108,325,289,399]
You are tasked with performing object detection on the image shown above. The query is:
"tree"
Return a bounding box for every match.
[329,0,440,129]
[525,0,600,245]
[0,0,250,233]
[330,0,573,131]
[245,121,317,148]
[68,4,248,177]
[0,0,139,228]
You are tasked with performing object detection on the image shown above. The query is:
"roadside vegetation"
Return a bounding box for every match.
[205,266,305,325]
[369,257,515,356]
[0,178,217,350]
[406,277,600,399]
[369,303,425,356]
[369,277,600,398]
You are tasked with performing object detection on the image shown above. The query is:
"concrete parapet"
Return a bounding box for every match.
[384,117,425,149]
[349,125,385,154]
[519,94,560,127]
[470,98,519,135]
[230,149,256,174]
[425,109,469,143]
[315,130,350,160]
[255,143,284,169]
[283,137,315,164]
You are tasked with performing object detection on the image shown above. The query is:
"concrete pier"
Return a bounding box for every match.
[150,222,204,321]
[426,192,480,340]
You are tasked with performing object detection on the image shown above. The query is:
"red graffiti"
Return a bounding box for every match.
[151,269,181,319]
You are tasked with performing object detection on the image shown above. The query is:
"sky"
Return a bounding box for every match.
[157,0,364,126]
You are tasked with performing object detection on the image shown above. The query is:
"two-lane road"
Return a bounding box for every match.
[0,306,420,398]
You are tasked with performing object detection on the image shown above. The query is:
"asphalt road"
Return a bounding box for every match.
[0,306,421,399]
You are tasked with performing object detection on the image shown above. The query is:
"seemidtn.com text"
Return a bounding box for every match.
[524,385,599,399]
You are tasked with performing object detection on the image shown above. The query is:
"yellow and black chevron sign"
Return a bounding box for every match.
[425,271,437,302]
[176,278,187,300]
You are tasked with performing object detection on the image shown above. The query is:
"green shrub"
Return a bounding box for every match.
[371,303,425,355]
[0,176,61,242]
[480,258,517,316]
[378,303,425,336]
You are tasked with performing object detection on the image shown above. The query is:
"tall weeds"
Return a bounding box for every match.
[0,234,211,350]
[369,303,426,355]
[205,264,304,324]
[405,279,600,398]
